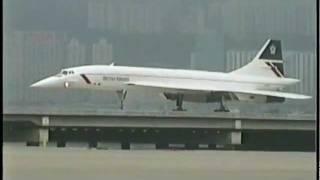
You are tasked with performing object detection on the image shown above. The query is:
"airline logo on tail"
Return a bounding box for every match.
[259,40,284,77]
[259,40,282,60]
[270,45,276,55]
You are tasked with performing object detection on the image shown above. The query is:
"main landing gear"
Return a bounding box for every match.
[214,96,230,112]
[116,90,127,110]
[173,94,186,111]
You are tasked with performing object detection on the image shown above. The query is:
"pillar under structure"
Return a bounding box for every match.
[228,131,242,145]
[39,128,49,147]
[25,127,49,147]
[227,119,242,146]
[26,116,49,147]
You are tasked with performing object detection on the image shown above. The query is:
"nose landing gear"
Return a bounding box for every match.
[173,94,186,111]
[214,96,230,112]
[116,90,127,110]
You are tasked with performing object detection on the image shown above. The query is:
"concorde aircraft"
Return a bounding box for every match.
[31,39,311,112]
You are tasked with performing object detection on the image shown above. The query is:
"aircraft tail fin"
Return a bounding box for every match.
[230,39,285,78]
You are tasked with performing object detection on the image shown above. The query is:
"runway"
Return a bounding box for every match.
[3,144,315,180]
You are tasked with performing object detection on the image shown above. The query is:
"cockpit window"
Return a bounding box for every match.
[55,70,74,77]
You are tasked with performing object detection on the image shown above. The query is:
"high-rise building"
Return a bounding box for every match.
[4,31,68,106]
[283,51,316,96]
[225,51,256,72]
[66,38,86,67]
[92,38,113,64]
[87,0,209,34]
[221,0,315,39]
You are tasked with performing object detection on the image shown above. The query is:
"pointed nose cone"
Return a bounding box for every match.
[30,76,62,88]
[30,82,39,87]
[30,80,46,88]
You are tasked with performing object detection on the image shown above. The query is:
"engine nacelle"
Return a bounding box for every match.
[231,93,285,103]
[162,92,285,103]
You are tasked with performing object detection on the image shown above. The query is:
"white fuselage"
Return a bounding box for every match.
[32,65,297,93]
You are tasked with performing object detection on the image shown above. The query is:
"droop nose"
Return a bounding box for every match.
[30,76,63,88]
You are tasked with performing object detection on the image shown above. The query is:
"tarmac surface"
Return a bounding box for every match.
[3,143,316,180]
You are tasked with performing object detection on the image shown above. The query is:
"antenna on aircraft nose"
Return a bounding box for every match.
[110,62,115,66]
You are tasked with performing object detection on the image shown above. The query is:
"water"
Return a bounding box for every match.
[3,143,315,180]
